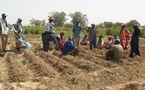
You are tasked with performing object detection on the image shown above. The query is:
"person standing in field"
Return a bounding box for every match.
[46,16,54,32]
[42,16,59,52]
[0,13,9,52]
[72,20,82,48]
[119,24,131,50]
[129,24,140,58]
[87,24,98,50]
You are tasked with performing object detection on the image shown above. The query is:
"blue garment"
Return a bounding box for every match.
[16,21,23,32]
[92,28,96,40]
[62,40,75,54]
[129,25,140,57]
[130,26,140,48]
[73,23,82,38]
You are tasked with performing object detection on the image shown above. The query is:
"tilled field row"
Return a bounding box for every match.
[24,50,57,78]
[37,51,81,76]
[6,53,29,82]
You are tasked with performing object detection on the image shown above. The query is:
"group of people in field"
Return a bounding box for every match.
[0,13,141,61]
[42,16,140,61]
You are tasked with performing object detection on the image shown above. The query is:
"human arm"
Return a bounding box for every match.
[46,23,50,30]
[78,23,82,30]
[72,24,75,33]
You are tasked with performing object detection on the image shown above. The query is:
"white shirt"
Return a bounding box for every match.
[0,18,9,34]
[46,22,54,31]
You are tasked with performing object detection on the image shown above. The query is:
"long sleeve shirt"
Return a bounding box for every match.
[0,18,9,34]
[73,23,82,38]
[46,22,54,31]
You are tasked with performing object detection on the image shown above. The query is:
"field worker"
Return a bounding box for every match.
[72,19,82,48]
[80,35,89,45]
[62,36,79,56]
[57,32,66,50]
[0,13,9,53]
[46,16,54,32]
[119,24,131,50]
[42,30,59,52]
[129,24,140,58]
[14,18,24,50]
[87,24,98,50]
[104,36,113,49]
[16,18,23,32]
[106,39,123,61]
[97,34,104,49]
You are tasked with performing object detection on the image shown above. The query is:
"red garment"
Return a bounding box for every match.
[58,37,66,50]
[119,29,131,49]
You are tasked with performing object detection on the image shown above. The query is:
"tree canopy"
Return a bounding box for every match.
[49,11,67,27]
[69,11,88,27]
[30,18,45,27]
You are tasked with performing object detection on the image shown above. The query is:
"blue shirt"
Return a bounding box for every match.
[62,40,75,54]
[73,23,82,38]
[92,28,96,40]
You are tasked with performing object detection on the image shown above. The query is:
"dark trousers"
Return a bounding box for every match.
[129,46,140,57]
[106,51,114,60]
[42,33,57,52]
[90,40,96,50]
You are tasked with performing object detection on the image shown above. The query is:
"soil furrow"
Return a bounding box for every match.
[37,51,81,76]
[24,50,56,78]
[6,53,29,82]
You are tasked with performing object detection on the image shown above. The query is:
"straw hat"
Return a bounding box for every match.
[48,16,54,20]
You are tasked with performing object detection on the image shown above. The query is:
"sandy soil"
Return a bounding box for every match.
[0,35,145,90]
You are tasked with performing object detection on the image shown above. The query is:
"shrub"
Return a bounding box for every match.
[23,28,30,34]
[23,26,45,34]
[106,29,112,35]
[140,29,145,38]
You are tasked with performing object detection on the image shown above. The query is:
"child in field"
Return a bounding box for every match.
[97,34,104,49]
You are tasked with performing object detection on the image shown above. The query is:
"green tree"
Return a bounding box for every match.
[113,22,122,28]
[49,11,67,27]
[64,23,73,28]
[97,23,104,28]
[69,11,88,27]
[103,21,113,28]
[126,20,140,27]
[30,18,45,27]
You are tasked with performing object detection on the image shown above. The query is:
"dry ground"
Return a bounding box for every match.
[0,35,145,90]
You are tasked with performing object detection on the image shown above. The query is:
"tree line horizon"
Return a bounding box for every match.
[27,11,144,29]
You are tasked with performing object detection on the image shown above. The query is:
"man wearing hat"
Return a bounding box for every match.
[106,39,123,61]
[0,13,9,53]
[46,16,54,31]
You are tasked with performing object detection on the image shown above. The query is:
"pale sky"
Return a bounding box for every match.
[0,0,145,26]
